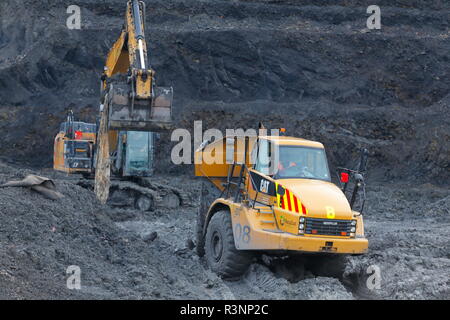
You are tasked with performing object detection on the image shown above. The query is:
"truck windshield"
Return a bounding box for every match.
[274,146,331,181]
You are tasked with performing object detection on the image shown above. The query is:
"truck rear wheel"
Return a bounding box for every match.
[205,210,252,279]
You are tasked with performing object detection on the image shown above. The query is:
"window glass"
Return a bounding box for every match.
[61,122,96,133]
[274,146,330,181]
[254,139,270,175]
[126,131,150,171]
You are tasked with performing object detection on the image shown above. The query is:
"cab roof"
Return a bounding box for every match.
[259,135,325,149]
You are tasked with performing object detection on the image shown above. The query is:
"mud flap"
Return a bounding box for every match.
[107,82,173,132]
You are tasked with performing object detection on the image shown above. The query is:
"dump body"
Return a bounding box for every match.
[195,135,368,254]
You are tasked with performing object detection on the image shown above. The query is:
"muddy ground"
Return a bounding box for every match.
[0,161,448,300]
[0,0,449,300]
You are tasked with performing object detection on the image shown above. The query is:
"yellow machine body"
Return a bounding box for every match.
[195,135,368,254]
[53,121,96,174]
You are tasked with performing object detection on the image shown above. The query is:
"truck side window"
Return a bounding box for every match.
[254,140,274,176]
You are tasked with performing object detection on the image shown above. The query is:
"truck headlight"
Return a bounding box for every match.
[351,220,357,226]
[299,224,304,230]
[300,217,305,223]
[350,227,356,233]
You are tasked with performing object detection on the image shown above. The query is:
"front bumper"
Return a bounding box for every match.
[237,228,368,254]
[278,233,368,254]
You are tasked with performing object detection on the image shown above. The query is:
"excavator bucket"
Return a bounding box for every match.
[107,82,173,132]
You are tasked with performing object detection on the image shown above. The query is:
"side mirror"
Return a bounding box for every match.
[340,172,349,183]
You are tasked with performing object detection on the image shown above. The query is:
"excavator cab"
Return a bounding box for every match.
[113,131,156,177]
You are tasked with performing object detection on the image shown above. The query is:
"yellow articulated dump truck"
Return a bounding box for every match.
[195,130,369,279]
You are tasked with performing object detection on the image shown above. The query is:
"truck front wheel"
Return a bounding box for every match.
[205,210,252,279]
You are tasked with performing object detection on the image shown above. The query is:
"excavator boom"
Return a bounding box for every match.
[102,0,173,132]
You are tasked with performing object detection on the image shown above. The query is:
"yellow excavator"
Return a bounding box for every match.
[94,0,173,204]
[54,1,178,208]
[195,128,369,279]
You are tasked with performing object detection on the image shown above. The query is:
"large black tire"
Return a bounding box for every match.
[205,210,253,279]
[196,206,206,257]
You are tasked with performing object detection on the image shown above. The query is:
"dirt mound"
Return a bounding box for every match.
[0,162,206,299]
[343,220,450,300]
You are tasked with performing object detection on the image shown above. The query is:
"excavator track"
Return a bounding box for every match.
[133,177,194,208]
[79,176,196,212]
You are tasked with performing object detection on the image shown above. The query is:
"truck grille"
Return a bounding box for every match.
[304,218,352,236]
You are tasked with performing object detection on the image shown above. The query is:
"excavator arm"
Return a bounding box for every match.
[101,0,173,132]
[95,0,173,204]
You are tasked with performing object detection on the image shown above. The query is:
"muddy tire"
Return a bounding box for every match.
[205,210,252,279]
[196,182,210,257]
[196,207,206,257]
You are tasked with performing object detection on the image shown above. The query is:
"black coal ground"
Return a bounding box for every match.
[0,161,448,300]
[0,0,449,300]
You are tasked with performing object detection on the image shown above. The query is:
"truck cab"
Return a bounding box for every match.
[248,136,365,240]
